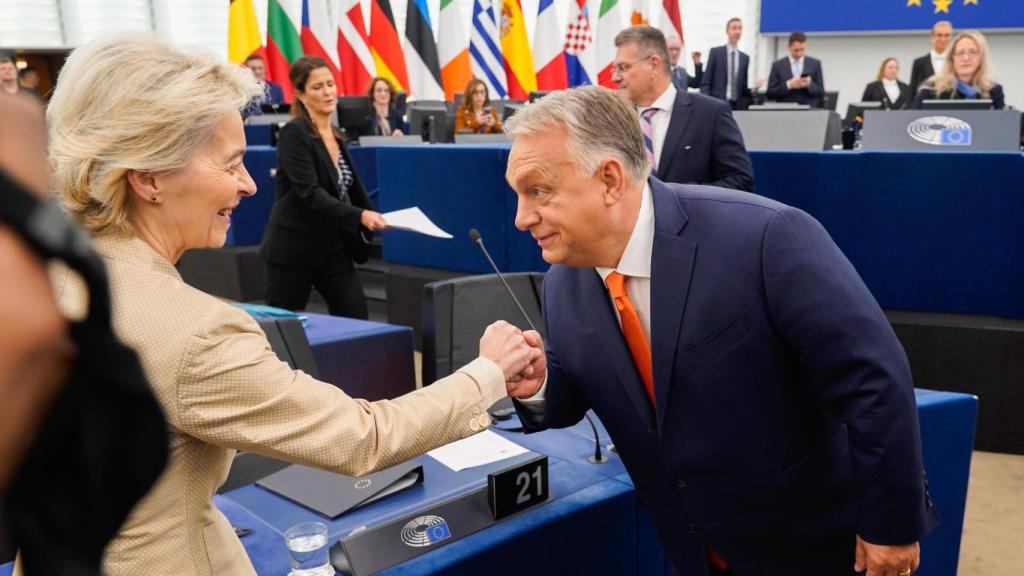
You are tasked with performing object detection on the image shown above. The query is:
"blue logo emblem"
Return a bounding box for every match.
[907,116,973,147]
[400,515,452,547]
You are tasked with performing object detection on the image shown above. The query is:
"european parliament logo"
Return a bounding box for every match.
[400,515,452,547]
[907,116,973,146]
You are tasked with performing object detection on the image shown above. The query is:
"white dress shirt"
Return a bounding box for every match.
[930,50,945,75]
[882,78,901,103]
[636,85,677,171]
[519,183,655,411]
[789,56,804,80]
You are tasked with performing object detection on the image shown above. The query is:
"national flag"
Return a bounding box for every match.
[267,0,304,102]
[438,0,472,101]
[404,0,445,100]
[300,0,340,86]
[228,0,263,64]
[564,0,595,87]
[338,0,376,96]
[630,0,650,26]
[500,0,536,100]
[533,0,567,90]
[595,0,624,88]
[470,0,507,98]
[660,0,683,41]
[369,0,409,92]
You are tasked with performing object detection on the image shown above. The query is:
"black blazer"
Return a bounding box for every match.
[861,80,912,110]
[766,56,825,107]
[656,90,754,193]
[700,45,750,104]
[670,63,703,91]
[909,54,935,97]
[912,82,1005,110]
[372,106,404,136]
[260,118,373,268]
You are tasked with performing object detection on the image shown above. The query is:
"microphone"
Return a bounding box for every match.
[468,228,538,333]
[584,413,608,464]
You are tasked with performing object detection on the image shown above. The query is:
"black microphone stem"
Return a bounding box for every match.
[585,413,608,464]
[471,235,538,333]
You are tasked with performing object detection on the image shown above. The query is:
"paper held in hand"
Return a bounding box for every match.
[381,207,453,239]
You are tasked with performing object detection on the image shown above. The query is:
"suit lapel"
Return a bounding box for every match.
[649,179,696,433]
[584,271,656,429]
[313,135,340,196]
[656,91,692,180]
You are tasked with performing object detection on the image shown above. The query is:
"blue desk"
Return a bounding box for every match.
[361,146,1024,318]
[304,313,416,401]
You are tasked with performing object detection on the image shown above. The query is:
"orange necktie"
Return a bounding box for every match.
[605,272,655,406]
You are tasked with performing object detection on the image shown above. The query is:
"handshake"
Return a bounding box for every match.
[478,320,547,399]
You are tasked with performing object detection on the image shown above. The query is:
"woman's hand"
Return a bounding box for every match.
[391,128,404,136]
[477,111,494,127]
[359,209,389,231]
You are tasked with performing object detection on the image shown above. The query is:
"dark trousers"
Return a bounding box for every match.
[264,251,368,319]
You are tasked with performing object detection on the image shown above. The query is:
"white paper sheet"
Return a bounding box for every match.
[381,207,453,239]
[427,430,530,472]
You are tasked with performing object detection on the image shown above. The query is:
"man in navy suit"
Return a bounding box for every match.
[666,35,702,92]
[612,26,753,193]
[244,54,285,107]
[503,86,937,576]
[766,31,825,107]
[700,18,750,110]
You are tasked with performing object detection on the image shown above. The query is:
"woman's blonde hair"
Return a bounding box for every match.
[926,30,997,97]
[47,34,261,235]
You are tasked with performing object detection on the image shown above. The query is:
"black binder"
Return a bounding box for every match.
[256,462,424,518]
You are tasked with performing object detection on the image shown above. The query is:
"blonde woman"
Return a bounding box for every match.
[913,30,1004,109]
[32,35,538,576]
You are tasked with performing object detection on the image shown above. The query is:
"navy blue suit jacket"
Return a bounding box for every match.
[265,80,285,105]
[517,180,939,574]
[656,90,754,193]
[766,56,825,107]
[700,45,750,103]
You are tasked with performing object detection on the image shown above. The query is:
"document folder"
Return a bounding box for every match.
[256,461,424,518]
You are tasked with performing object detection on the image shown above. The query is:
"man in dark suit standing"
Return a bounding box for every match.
[766,31,825,107]
[909,21,953,97]
[244,54,285,106]
[666,35,702,91]
[503,85,937,576]
[700,17,750,110]
[611,26,753,192]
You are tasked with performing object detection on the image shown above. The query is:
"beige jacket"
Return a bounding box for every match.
[27,234,505,576]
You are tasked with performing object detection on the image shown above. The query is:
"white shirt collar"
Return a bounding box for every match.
[640,83,677,113]
[931,50,944,60]
[882,78,898,86]
[596,183,654,283]
[789,56,804,66]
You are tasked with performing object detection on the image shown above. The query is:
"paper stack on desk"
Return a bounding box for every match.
[381,207,452,238]
[427,430,529,472]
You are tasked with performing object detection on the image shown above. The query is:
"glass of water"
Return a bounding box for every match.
[285,522,332,575]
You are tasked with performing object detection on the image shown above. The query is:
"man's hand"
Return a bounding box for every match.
[359,209,389,231]
[854,535,919,576]
[506,330,546,398]
[479,321,540,381]
[691,51,702,65]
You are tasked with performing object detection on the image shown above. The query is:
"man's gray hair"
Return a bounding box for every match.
[615,25,671,76]
[504,86,650,184]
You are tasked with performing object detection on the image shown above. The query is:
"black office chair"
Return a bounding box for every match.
[422,273,545,384]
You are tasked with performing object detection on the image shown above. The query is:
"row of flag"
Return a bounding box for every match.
[229,0,684,103]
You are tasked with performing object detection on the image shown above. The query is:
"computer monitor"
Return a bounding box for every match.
[749,103,811,111]
[921,99,994,111]
[337,96,374,139]
[408,105,450,143]
[260,103,290,115]
[501,103,525,122]
[529,91,551,103]
[844,101,884,128]
[394,91,408,115]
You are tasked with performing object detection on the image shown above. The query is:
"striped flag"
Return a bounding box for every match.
[500,0,536,100]
[300,0,340,85]
[564,0,595,87]
[630,0,650,26]
[337,0,376,96]
[438,0,472,101]
[267,0,303,102]
[404,0,444,100]
[533,0,567,90]
[470,0,507,98]
[369,0,409,92]
[660,0,683,41]
[595,0,624,88]
[228,0,263,64]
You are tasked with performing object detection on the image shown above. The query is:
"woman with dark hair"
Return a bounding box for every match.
[367,76,404,136]
[455,77,502,134]
[261,56,388,318]
[861,58,911,110]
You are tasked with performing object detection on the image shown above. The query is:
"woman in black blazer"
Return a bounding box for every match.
[367,76,404,136]
[913,30,1005,110]
[861,58,911,110]
[261,56,388,319]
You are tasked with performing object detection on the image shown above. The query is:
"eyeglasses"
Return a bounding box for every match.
[953,49,979,58]
[612,55,654,74]
[471,88,487,95]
